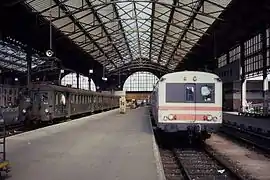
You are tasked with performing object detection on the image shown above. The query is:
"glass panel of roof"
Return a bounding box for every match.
[25,0,233,72]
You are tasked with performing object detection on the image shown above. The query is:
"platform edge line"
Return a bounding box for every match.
[147,108,166,180]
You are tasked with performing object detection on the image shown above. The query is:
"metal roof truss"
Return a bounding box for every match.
[25,0,231,73]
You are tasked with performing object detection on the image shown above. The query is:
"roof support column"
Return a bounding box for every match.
[26,47,32,87]
[240,42,247,111]
[76,72,79,89]
[88,69,93,91]
[262,28,268,116]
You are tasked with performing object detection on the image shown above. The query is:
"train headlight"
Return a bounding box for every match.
[22,109,26,114]
[168,114,174,120]
[45,109,49,113]
[207,115,213,121]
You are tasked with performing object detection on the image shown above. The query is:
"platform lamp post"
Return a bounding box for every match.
[102,66,108,90]
[89,69,93,91]
[118,71,121,89]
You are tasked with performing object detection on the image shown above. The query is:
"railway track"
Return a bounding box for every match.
[220,124,270,155]
[155,130,242,180]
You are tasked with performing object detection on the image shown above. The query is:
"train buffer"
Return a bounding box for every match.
[0,118,11,178]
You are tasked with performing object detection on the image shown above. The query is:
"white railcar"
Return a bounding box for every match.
[150,71,222,140]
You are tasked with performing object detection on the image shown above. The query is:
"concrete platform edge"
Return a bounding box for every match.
[147,110,166,180]
[204,143,253,180]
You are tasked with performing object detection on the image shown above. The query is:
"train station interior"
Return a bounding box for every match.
[0,0,270,180]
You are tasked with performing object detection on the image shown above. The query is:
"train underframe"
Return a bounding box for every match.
[155,123,221,143]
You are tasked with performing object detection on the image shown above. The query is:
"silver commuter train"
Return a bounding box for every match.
[19,83,120,125]
[150,71,222,140]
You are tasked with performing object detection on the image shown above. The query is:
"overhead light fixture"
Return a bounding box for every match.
[14,77,18,81]
[102,77,107,81]
[60,69,64,73]
[89,69,93,74]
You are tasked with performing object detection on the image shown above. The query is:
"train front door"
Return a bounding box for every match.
[184,84,196,121]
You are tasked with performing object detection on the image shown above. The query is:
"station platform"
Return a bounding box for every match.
[223,112,270,132]
[6,107,164,180]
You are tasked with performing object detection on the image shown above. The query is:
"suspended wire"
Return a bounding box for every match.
[49,0,53,50]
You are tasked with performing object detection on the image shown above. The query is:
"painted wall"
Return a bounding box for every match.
[223,80,270,111]
[215,60,240,82]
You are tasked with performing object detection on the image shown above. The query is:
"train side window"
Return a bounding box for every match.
[70,94,73,103]
[41,93,48,102]
[55,93,58,105]
[185,86,194,101]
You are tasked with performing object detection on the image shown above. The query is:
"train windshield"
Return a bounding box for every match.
[33,91,48,102]
[165,83,215,103]
[41,93,48,102]
[200,85,213,102]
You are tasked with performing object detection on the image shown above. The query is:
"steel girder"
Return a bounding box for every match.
[106,58,173,76]
[24,0,231,74]
[0,38,45,73]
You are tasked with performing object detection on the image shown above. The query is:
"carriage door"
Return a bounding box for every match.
[184,84,196,121]
[66,92,71,118]
[59,92,68,116]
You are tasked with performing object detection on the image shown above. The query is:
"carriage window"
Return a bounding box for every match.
[60,93,66,105]
[185,86,195,101]
[41,93,48,102]
[55,93,59,105]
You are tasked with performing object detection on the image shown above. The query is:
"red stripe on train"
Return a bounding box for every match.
[173,114,209,121]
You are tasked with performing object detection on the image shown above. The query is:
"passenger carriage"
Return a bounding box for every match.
[19,83,119,125]
[150,71,222,140]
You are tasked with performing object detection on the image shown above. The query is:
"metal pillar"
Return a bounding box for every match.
[240,42,247,111]
[88,75,92,91]
[76,72,79,89]
[262,28,268,116]
[26,48,32,86]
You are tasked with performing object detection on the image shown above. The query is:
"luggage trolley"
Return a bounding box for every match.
[0,113,10,179]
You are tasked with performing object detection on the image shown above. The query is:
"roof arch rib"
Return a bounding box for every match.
[24,0,232,74]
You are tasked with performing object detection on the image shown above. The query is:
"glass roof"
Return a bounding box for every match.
[0,40,45,72]
[24,0,232,72]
